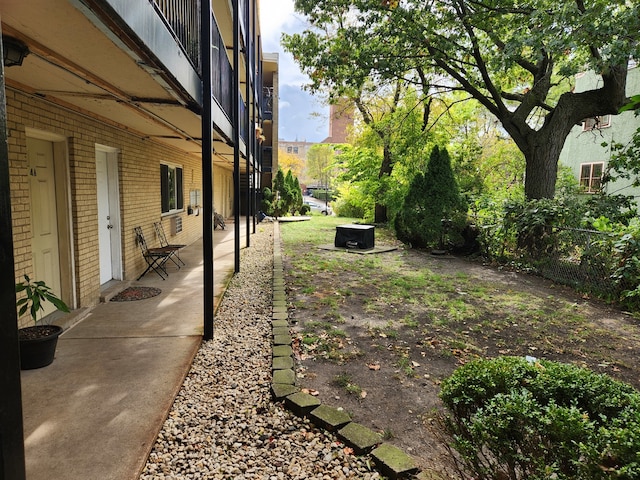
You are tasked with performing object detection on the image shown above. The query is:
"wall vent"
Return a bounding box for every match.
[171,216,183,235]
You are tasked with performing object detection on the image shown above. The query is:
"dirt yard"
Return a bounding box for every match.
[279,219,640,477]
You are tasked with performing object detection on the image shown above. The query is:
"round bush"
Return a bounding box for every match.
[439,356,640,479]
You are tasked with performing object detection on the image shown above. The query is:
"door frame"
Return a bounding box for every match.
[95,144,122,282]
[25,127,76,310]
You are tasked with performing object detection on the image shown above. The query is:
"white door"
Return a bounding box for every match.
[96,148,122,284]
[28,137,61,317]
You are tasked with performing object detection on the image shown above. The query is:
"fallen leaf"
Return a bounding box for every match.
[301,388,320,396]
[411,361,420,367]
[343,447,354,455]
[360,390,367,399]
[367,363,381,371]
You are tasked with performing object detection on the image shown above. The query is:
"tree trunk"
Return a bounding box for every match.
[504,66,629,200]
[522,133,566,200]
[374,143,394,223]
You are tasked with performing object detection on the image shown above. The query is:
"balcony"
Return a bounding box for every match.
[152,0,202,74]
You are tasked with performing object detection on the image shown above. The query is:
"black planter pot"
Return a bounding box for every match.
[18,325,63,370]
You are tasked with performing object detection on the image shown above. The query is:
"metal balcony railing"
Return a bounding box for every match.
[152,0,202,74]
[262,86,273,120]
[210,13,233,122]
[150,1,253,140]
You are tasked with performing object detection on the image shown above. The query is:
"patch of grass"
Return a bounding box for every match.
[384,322,399,339]
[401,314,419,329]
[332,372,352,387]
[302,334,319,345]
[396,355,415,377]
[332,372,362,395]
[303,321,334,332]
[381,428,394,440]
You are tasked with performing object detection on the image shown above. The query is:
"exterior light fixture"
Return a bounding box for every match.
[2,36,29,67]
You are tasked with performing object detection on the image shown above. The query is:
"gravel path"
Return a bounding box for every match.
[140,223,382,479]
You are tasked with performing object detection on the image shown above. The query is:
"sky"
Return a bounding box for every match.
[259,0,329,143]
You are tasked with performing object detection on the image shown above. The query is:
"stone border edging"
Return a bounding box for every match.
[269,221,421,480]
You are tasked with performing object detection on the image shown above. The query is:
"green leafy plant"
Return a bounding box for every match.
[395,145,467,249]
[15,274,70,325]
[439,356,640,479]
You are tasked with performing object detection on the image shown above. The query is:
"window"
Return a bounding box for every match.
[582,115,611,131]
[160,163,183,214]
[293,147,299,154]
[579,162,604,193]
[287,146,292,153]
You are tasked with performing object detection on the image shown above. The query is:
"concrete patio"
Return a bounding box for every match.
[20,221,250,480]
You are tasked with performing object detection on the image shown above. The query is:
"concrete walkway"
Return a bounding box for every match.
[20,221,249,480]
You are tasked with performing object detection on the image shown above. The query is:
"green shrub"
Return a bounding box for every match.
[299,204,310,215]
[440,356,640,479]
[395,145,467,248]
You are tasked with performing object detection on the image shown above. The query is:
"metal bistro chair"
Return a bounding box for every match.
[134,226,175,280]
[153,221,186,268]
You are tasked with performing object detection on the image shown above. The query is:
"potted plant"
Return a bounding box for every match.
[16,275,70,370]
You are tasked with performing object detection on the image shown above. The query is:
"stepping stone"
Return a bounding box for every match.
[272,356,294,370]
[271,383,298,400]
[272,369,295,385]
[285,392,321,417]
[272,345,292,357]
[272,311,288,321]
[272,319,288,328]
[337,422,381,454]
[310,404,351,432]
[272,326,290,337]
[273,334,292,346]
[371,443,419,479]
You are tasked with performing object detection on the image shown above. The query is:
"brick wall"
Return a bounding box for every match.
[7,88,204,321]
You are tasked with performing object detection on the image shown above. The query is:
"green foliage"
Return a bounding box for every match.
[608,219,640,310]
[395,145,467,248]
[16,274,70,324]
[299,203,311,215]
[440,356,640,480]
[478,193,637,262]
[332,145,380,220]
[284,0,639,199]
[266,168,304,217]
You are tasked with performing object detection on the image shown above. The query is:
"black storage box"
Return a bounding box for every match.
[335,224,375,249]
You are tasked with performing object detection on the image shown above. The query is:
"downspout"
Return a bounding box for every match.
[0,32,27,480]
[201,1,214,339]
[251,3,257,235]
[233,0,241,273]
[245,0,251,248]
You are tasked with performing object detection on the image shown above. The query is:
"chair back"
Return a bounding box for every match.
[153,222,169,247]
[134,226,150,254]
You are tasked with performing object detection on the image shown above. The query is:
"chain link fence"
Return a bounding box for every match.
[532,227,616,298]
[484,226,618,299]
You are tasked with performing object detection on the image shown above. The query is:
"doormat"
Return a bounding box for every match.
[110,286,161,302]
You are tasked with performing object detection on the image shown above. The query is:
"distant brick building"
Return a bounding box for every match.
[322,100,354,144]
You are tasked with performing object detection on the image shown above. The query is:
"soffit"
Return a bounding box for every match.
[1,0,209,156]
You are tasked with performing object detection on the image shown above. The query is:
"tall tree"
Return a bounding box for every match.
[278,148,306,180]
[283,0,639,200]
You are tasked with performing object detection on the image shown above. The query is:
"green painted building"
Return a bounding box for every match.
[559,64,640,203]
